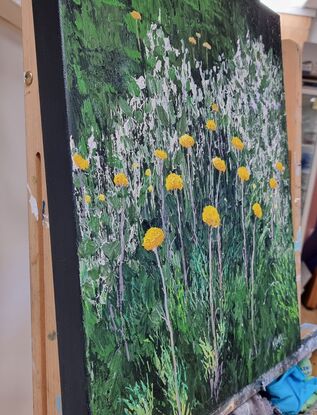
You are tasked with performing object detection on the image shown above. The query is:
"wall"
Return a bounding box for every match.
[303,41,317,61]
[0,17,32,415]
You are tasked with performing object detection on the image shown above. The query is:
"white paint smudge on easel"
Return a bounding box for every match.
[27,185,50,227]
[27,184,39,221]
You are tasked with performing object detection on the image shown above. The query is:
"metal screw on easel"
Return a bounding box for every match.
[24,71,33,86]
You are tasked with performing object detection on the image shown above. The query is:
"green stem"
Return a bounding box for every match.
[207,138,213,201]
[154,249,182,415]
[271,191,275,240]
[136,21,141,51]
[241,182,248,283]
[251,221,257,354]
[118,204,130,361]
[176,192,188,289]
[215,174,223,290]
[159,161,167,232]
[187,150,198,244]
[217,228,223,291]
[118,206,125,309]
[215,173,221,208]
[208,229,219,397]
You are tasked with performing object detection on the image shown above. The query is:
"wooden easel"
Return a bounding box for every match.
[22,1,61,414]
[21,3,305,414]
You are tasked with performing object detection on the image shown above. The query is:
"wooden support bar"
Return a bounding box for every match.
[281,38,302,315]
[280,13,312,49]
[22,1,62,414]
[0,0,22,30]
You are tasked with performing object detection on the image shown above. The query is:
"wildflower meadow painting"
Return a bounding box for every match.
[33,0,300,413]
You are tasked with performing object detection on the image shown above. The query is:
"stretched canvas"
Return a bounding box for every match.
[33,0,300,414]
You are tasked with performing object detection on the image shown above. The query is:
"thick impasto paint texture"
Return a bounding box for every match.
[60,1,300,413]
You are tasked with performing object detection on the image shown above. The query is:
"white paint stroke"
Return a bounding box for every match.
[27,184,39,221]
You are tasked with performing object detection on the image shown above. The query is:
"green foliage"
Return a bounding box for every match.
[199,338,216,380]
[123,381,154,415]
[60,0,252,139]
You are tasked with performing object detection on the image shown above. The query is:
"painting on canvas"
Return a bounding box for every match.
[33,0,300,413]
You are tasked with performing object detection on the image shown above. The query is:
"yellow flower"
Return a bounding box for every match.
[147,185,154,193]
[114,172,129,187]
[211,103,219,112]
[130,10,141,20]
[252,203,263,219]
[154,149,168,160]
[84,194,91,204]
[188,36,197,45]
[179,134,195,149]
[97,194,106,202]
[143,227,165,251]
[275,161,284,172]
[237,166,250,182]
[269,178,278,189]
[145,168,151,177]
[212,157,226,173]
[165,173,183,191]
[202,205,221,228]
[203,41,212,50]
[132,162,140,169]
[206,119,217,131]
[231,137,245,151]
[73,153,89,170]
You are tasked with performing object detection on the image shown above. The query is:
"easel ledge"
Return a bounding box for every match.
[212,324,317,415]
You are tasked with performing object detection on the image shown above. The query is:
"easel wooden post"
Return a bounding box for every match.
[281,38,302,311]
[22,1,62,414]
[21,5,304,414]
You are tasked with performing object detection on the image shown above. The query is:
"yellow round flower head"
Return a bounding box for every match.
[212,157,226,173]
[211,103,219,112]
[73,153,89,171]
[179,134,195,149]
[231,137,244,151]
[84,194,91,204]
[143,227,165,251]
[203,41,212,50]
[165,173,183,191]
[202,205,221,228]
[252,203,263,219]
[154,149,168,160]
[132,162,140,169]
[206,119,217,131]
[237,166,250,182]
[147,185,154,193]
[275,161,284,172]
[269,178,278,189]
[114,172,129,187]
[130,10,141,20]
[97,194,106,202]
[188,36,197,45]
[145,168,151,177]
